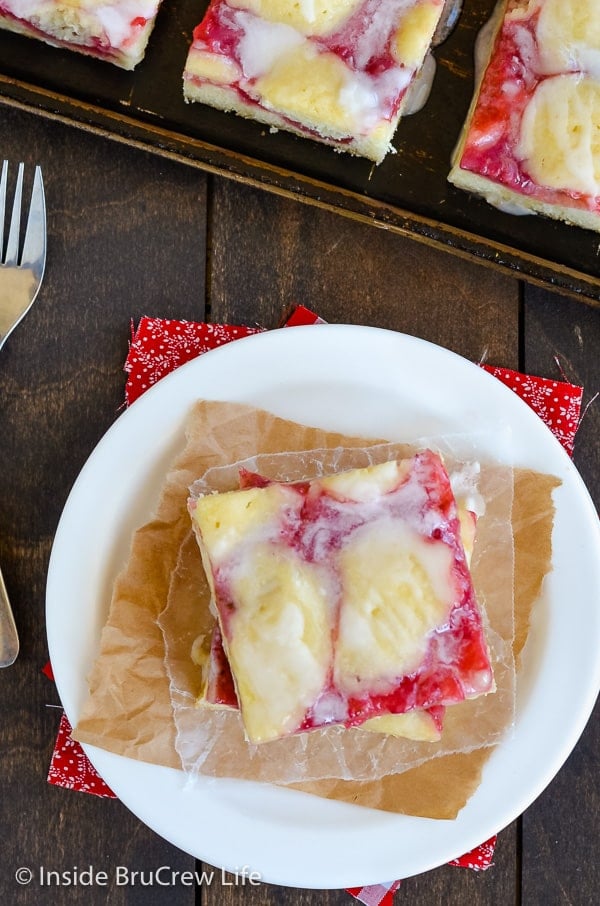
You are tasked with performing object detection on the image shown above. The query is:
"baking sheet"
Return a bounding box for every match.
[1,0,599,304]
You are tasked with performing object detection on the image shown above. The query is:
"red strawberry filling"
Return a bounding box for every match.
[191,452,493,744]
[457,2,600,212]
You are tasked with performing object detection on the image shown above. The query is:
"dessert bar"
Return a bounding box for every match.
[182,0,446,163]
[449,0,600,231]
[190,453,493,744]
[0,0,163,69]
[193,464,479,744]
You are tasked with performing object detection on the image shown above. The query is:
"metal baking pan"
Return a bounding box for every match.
[1,0,599,305]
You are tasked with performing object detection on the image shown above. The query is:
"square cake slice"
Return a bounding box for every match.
[189,452,493,744]
[0,0,163,69]
[449,0,600,232]
[182,0,446,163]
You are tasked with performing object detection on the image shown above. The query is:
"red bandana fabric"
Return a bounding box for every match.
[46,306,585,904]
[481,365,582,456]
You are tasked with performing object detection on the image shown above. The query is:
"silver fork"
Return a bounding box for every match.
[0,161,46,349]
[0,161,47,666]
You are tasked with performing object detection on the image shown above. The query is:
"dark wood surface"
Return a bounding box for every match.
[0,101,597,906]
[4,0,600,303]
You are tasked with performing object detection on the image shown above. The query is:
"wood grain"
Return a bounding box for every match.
[0,98,597,906]
[208,178,520,366]
[0,104,206,906]
[520,286,600,906]
[3,0,600,304]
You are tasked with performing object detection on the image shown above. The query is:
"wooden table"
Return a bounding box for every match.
[0,101,598,906]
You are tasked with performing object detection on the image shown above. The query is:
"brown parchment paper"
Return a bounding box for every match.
[163,445,515,790]
[74,399,560,819]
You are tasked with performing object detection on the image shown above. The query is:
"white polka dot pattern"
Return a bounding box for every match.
[482,364,583,456]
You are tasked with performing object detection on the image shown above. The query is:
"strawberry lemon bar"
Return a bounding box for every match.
[0,0,162,68]
[189,452,493,745]
[449,0,600,231]
[182,0,446,163]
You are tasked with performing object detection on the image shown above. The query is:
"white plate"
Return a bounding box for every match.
[46,325,600,889]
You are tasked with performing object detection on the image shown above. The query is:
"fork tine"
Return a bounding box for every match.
[0,160,8,254]
[4,162,24,267]
[20,166,46,277]
[0,162,47,352]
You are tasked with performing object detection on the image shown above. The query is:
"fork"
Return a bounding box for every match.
[0,161,46,350]
[0,161,47,666]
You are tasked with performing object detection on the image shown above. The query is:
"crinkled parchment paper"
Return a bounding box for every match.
[74,400,559,819]
[164,445,514,785]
